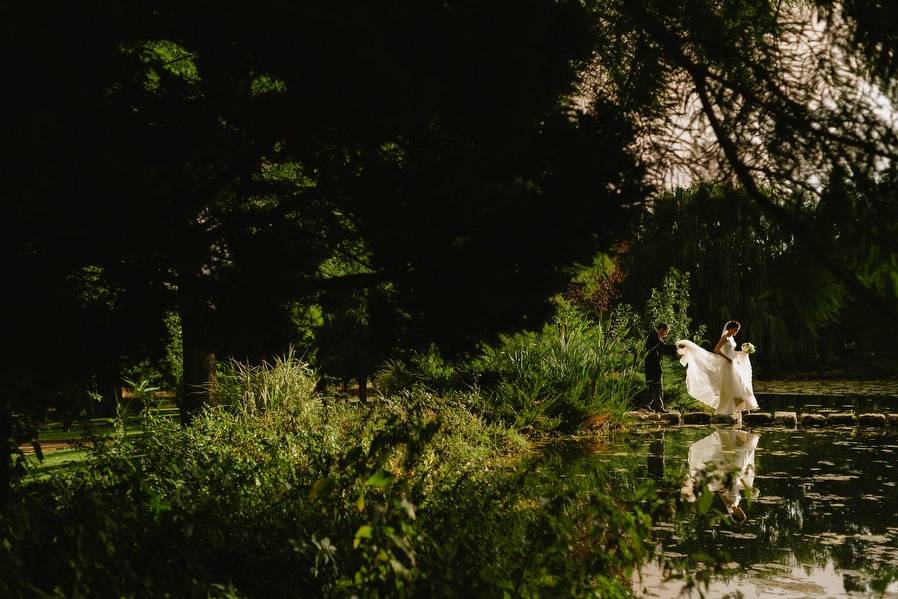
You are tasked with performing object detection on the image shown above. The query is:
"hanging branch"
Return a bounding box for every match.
[625,3,898,318]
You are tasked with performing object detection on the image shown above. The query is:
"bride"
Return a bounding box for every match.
[676,320,758,423]
[682,428,760,521]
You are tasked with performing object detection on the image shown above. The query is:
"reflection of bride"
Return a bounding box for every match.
[682,429,760,521]
[676,320,758,422]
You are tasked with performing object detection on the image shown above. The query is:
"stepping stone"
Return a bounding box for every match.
[659,411,682,425]
[800,413,827,427]
[858,413,887,427]
[625,411,652,421]
[625,411,682,425]
[743,412,773,426]
[827,413,856,426]
[888,414,898,427]
[711,414,739,425]
[773,411,798,427]
[683,412,711,424]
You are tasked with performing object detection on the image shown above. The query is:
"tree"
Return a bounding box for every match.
[3,0,645,428]
[583,0,898,320]
[617,184,853,373]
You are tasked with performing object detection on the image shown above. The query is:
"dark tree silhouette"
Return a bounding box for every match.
[2,0,644,429]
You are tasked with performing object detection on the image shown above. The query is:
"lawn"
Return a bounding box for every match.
[23,403,181,473]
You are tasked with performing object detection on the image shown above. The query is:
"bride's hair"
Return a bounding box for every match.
[724,320,741,330]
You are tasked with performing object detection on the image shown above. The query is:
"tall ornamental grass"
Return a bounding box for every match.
[481,302,644,433]
[213,348,318,416]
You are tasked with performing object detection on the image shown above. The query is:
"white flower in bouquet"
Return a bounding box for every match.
[741,342,756,354]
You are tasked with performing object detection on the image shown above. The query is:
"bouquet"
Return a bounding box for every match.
[741,342,756,354]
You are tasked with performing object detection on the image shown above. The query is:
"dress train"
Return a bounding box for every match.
[676,339,758,415]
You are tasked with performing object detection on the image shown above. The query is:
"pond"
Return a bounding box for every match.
[754,379,898,414]
[587,425,898,598]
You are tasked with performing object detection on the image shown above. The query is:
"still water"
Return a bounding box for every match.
[754,379,898,414]
[593,426,898,598]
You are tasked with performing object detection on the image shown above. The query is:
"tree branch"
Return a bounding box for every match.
[626,3,898,317]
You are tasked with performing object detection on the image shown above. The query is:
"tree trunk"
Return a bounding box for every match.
[0,402,13,500]
[98,373,121,418]
[357,371,368,402]
[179,296,216,423]
[181,346,216,422]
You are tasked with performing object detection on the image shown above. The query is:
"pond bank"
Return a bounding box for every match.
[627,410,898,428]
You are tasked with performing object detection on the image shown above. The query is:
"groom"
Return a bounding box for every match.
[642,323,679,412]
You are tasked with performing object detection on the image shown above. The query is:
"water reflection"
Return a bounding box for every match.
[646,431,665,481]
[595,426,898,597]
[682,429,760,522]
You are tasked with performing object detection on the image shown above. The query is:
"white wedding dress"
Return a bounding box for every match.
[676,336,758,415]
[684,429,760,510]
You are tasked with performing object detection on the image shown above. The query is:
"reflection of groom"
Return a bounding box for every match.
[642,323,679,412]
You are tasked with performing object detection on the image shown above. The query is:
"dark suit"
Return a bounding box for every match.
[643,332,679,409]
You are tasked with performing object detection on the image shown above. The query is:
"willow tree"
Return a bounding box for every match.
[617,184,855,372]
[582,0,898,320]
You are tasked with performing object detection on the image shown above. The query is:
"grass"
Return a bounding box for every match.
[23,404,181,474]
[213,348,317,415]
[25,448,90,474]
[376,301,648,434]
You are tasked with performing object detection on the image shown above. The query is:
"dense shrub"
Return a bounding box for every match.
[373,301,645,434]
[478,302,643,433]
[0,358,662,598]
[376,267,710,433]
[373,349,461,398]
[213,348,318,416]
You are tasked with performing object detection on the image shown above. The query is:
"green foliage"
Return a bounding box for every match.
[213,348,318,416]
[478,300,643,433]
[564,252,623,314]
[121,375,162,414]
[291,302,324,362]
[371,346,477,401]
[5,0,646,428]
[131,39,199,85]
[659,360,701,413]
[617,184,889,373]
[644,268,697,342]
[0,383,663,597]
[577,0,898,377]
[160,311,183,388]
[375,270,705,431]
[0,409,39,496]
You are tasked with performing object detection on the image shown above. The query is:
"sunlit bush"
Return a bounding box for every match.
[213,348,319,416]
[479,300,643,433]
[0,385,660,597]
